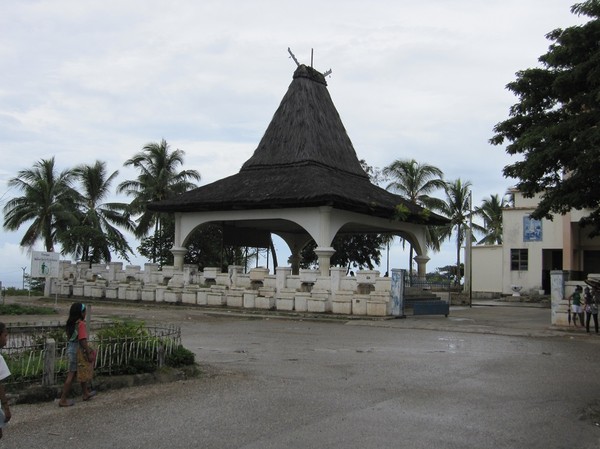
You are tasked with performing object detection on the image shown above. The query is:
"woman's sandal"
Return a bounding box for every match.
[58,400,75,407]
[83,390,97,401]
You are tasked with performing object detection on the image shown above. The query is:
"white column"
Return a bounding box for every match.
[171,246,187,270]
[315,247,335,276]
[315,206,335,276]
[276,266,292,292]
[550,270,569,325]
[413,255,430,280]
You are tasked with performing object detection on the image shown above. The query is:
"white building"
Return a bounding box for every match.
[472,190,600,297]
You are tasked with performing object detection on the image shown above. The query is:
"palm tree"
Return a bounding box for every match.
[3,157,78,252]
[383,159,446,275]
[437,179,474,285]
[61,161,136,264]
[117,139,201,262]
[474,194,507,245]
[504,189,515,207]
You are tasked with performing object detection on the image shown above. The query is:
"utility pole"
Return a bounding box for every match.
[466,191,473,307]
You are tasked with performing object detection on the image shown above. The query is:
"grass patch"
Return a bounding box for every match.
[0,304,57,315]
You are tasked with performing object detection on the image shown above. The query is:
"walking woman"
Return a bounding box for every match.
[584,286,599,334]
[58,303,96,407]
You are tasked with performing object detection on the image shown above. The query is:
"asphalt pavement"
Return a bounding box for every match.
[2,296,599,449]
[0,295,576,339]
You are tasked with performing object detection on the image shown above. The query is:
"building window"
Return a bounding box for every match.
[511,249,528,271]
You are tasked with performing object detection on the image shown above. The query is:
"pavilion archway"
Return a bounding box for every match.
[170,206,429,277]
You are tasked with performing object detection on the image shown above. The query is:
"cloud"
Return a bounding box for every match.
[0,0,589,282]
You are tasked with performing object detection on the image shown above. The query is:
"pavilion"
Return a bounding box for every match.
[148,63,447,277]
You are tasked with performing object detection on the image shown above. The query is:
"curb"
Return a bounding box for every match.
[9,365,199,406]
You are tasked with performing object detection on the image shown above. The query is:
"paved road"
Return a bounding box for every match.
[3,299,600,449]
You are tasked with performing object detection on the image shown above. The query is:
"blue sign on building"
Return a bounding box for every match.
[523,216,542,242]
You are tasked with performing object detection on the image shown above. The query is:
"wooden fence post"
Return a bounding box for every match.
[157,344,165,368]
[43,338,56,386]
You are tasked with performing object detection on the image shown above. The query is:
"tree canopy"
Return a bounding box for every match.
[118,139,201,238]
[490,1,600,234]
[3,157,79,252]
[63,161,135,263]
[383,158,446,274]
[436,179,474,285]
[474,194,507,245]
[118,139,201,263]
[299,233,384,274]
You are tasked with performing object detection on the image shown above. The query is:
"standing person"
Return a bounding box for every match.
[585,286,599,334]
[0,323,12,438]
[569,285,584,327]
[58,303,96,407]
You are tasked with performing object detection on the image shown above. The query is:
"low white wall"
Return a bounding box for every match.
[472,246,503,293]
[50,263,404,317]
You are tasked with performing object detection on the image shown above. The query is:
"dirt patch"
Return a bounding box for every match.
[580,400,600,426]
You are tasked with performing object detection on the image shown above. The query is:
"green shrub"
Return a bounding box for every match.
[166,345,195,367]
[94,320,167,375]
[32,328,67,346]
[3,287,43,297]
[119,358,157,375]
[5,351,43,382]
[95,320,149,340]
[0,304,56,315]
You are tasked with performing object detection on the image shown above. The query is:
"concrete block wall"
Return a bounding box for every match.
[50,262,397,316]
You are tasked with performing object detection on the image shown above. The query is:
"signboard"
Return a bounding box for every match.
[523,216,543,242]
[31,251,60,278]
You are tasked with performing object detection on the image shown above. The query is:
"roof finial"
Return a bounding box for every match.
[288,47,300,67]
[288,47,332,78]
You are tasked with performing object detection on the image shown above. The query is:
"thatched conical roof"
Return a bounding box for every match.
[241,65,367,178]
[148,64,446,226]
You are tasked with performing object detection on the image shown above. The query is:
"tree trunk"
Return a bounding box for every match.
[269,236,278,274]
[152,220,159,264]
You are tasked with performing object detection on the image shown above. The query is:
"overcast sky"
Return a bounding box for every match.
[0,1,589,287]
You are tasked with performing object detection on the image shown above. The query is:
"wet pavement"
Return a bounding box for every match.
[1,296,576,340]
[2,297,600,449]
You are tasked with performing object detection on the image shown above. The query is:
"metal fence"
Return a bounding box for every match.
[91,324,181,376]
[2,323,181,388]
[405,275,452,292]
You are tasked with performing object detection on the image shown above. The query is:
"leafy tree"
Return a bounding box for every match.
[383,159,446,207]
[490,1,600,235]
[299,234,384,273]
[118,139,201,262]
[221,245,256,272]
[3,157,79,252]
[436,179,474,285]
[474,194,507,245]
[504,189,515,208]
[433,264,464,284]
[60,161,135,264]
[359,158,388,187]
[24,274,45,292]
[383,159,446,274]
[138,221,175,267]
[138,221,258,272]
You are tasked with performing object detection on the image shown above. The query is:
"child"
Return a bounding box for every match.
[58,303,96,406]
[569,285,584,327]
[0,322,12,438]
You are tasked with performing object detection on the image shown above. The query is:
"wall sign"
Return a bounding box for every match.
[523,216,542,242]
